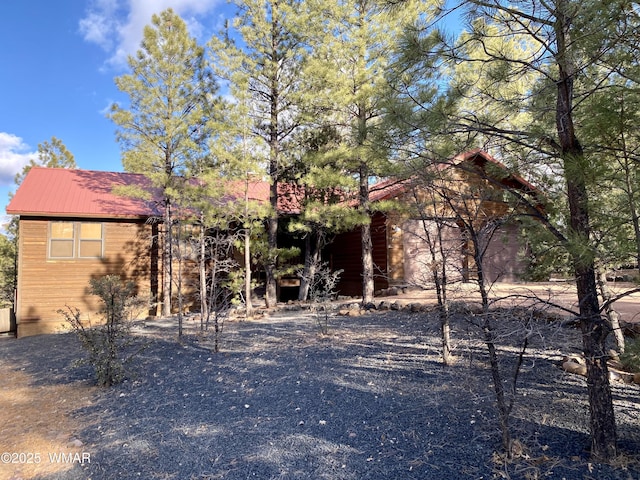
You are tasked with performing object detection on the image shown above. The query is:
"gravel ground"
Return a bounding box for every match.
[2,306,640,480]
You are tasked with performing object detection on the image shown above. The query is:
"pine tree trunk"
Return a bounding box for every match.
[299,233,321,301]
[244,177,253,318]
[199,220,208,331]
[554,3,617,459]
[360,164,374,304]
[265,193,278,308]
[244,227,253,318]
[162,201,172,317]
[266,21,280,309]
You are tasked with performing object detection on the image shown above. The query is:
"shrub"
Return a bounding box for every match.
[59,275,146,387]
[620,337,640,373]
[308,263,342,335]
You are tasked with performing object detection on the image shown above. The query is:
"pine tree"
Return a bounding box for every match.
[394,0,635,461]
[13,136,76,186]
[209,0,314,307]
[305,0,421,304]
[109,9,217,318]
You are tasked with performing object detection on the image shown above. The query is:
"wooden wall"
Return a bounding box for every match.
[401,219,465,286]
[327,212,389,297]
[15,218,156,337]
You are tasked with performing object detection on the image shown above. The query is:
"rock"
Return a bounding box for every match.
[409,303,423,313]
[562,360,587,377]
[67,438,84,448]
[378,301,391,311]
[609,370,623,383]
[562,354,585,365]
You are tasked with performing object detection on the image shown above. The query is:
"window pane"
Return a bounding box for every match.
[51,222,74,239]
[80,223,102,240]
[79,240,102,258]
[51,239,73,257]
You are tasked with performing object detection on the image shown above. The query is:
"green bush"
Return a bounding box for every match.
[59,275,146,387]
[620,337,640,373]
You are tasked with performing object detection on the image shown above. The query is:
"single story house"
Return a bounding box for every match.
[6,149,541,336]
[5,168,279,337]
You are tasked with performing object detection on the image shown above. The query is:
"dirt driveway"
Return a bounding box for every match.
[0,369,94,480]
[386,280,640,324]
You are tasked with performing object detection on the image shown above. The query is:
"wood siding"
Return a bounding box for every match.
[386,211,405,285]
[16,218,156,337]
[402,219,465,286]
[328,212,389,297]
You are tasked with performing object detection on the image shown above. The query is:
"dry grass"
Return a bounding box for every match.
[0,368,95,480]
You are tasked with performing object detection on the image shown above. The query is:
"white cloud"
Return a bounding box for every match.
[79,0,221,70]
[99,99,117,116]
[0,133,35,187]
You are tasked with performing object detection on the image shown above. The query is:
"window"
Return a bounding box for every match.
[50,222,74,258]
[49,222,103,259]
[79,223,103,257]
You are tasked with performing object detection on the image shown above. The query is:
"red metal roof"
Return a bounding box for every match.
[6,167,163,218]
[6,167,299,218]
[221,179,303,214]
[6,151,538,219]
[369,149,542,204]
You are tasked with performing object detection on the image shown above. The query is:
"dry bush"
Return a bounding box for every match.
[59,275,146,387]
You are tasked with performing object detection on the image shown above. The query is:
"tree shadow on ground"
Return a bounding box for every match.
[1,310,639,479]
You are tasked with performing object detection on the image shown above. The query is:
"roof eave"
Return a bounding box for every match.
[8,211,152,221]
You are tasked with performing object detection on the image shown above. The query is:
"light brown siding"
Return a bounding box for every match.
[16,218,155,337]
[386,212,405,285]
[402,219,464,286]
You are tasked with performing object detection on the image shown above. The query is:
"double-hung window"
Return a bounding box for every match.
[49,222,104,259]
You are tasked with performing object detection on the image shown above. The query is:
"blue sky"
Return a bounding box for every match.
[0,0,231,225]
[0,1,464,228]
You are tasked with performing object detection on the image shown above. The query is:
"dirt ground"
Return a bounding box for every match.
[0,370,95,480]
[0,281,638,479]
[385,280,640,324]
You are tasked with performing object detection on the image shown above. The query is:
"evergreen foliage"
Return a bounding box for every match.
[0,233,15,309]
[13,136,76,187]
[109,9,220,318]
[209,0,313,307]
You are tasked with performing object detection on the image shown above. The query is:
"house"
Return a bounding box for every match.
[5,167,280,337]
[6,149,540,336]
[326,149,544,296]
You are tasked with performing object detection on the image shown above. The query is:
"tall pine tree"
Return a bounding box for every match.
[110,9,217,318]
[306,0,421,304]
[209,0,313,307]
[394,0,636,460]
